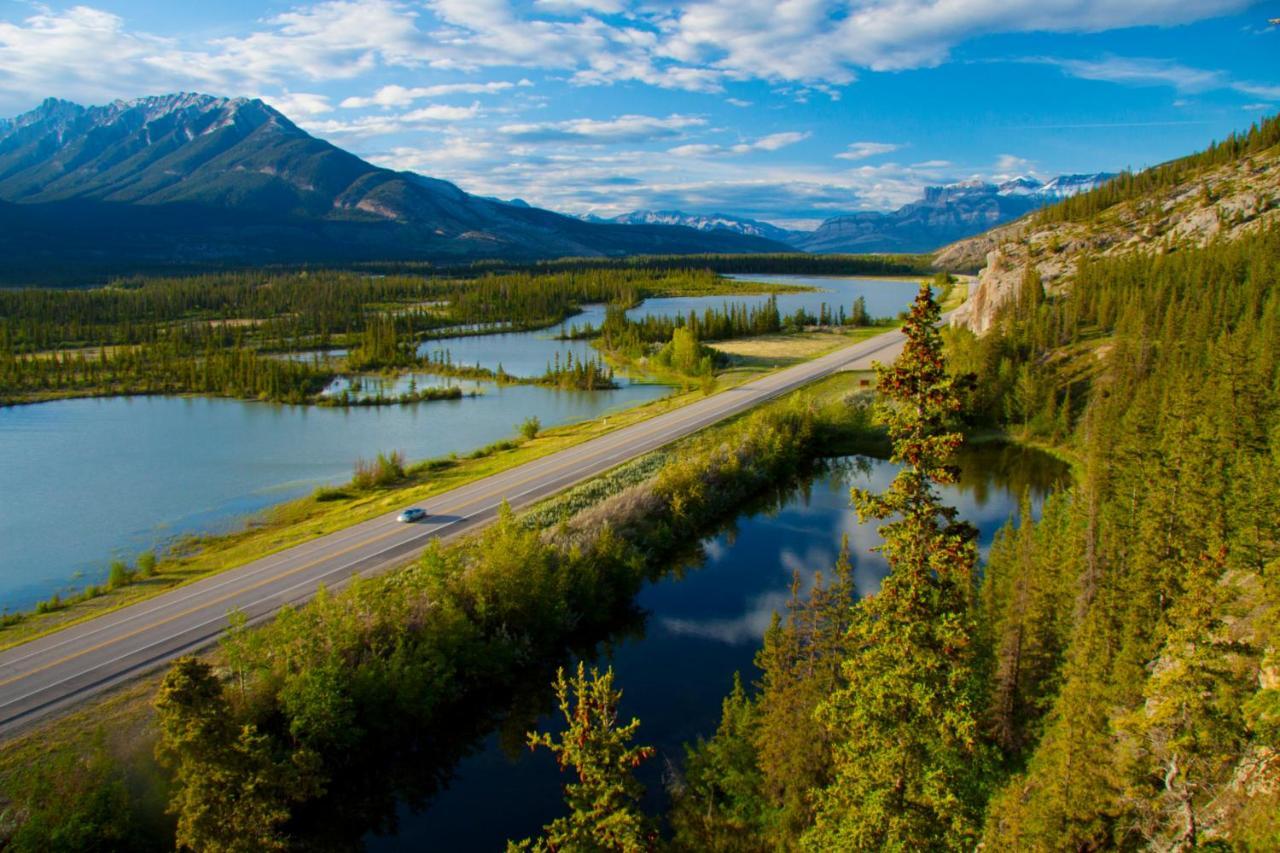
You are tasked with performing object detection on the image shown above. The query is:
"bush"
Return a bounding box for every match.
[136,552,157,578]
[107,560,131,590]
[352,450,406,490]
[520,416,542,440]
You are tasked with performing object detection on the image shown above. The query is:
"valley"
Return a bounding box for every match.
[0,14,1276,844]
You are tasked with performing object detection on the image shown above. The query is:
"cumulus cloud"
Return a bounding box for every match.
[499,113,706,143]
[0,0,1261,110]
[668,131,809,157]
[339,80,528,108]
[261,90,334,116]
[836,141,901,160]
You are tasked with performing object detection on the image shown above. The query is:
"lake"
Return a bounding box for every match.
[0,275,925,611]
[0,381,667,610]
[367,443,1070,850]
[419,275,922,377]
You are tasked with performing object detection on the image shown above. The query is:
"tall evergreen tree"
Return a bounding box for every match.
[806,283,993,850]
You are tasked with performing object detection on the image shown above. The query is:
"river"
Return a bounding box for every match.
[366,443,1070,850]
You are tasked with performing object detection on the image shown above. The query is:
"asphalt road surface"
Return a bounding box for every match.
[0,327,911,736]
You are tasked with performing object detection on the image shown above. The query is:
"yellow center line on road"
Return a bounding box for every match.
[0,329,905,698]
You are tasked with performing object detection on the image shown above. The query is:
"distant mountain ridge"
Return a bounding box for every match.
[0,94,787,280]
[791,173,1116,254]
[583,209,796,243]
[594,173,1116,256]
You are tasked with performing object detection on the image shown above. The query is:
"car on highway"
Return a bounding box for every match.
[397,507,427,523]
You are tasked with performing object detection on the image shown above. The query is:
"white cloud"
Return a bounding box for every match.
[668,143,721,157]
[339,80,525,108]
[499,113,706,142]
[992,153,1037,179]
[668,131,809,157]
[1041,56,1228,92]
[725,97,753,107]
[401,101,481,121]
[0,1,1260,111]
[656,0,1252,85]
[737,130,809,151]
[534,0,626,13]
[1038,55,1280,103]
[836,141,901,160]
[261,90,334,116]
[301,101,480,138]
[1234,82,1280,101]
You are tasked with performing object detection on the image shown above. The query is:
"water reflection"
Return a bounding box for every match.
[364,444,1069,850]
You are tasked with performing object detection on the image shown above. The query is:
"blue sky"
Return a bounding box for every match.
[1,1,1277,227]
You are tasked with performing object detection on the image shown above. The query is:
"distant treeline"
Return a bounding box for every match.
[0,267,743,354]
[1038,111,1280,225]
[360,251,936,279]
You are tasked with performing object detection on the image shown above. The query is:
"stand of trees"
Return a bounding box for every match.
[140,396,842,850]
[665,229,1280,848]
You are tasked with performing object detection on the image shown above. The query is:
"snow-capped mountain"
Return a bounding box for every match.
[792,172,1116,254]
[585,209,797,243]
[0,94,788,277]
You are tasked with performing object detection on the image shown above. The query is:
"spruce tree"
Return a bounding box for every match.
[511,663,655,852]
[806,282,993,850]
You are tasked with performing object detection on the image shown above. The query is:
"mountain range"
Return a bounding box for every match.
[0,94,787,280]
[582,210,796,243]
[0,93,1115,280]
[591,174,1115,254]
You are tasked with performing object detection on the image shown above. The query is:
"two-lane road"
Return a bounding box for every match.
[0,327,911,736]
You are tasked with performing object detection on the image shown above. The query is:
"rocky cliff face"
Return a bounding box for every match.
[940,149,1280,334]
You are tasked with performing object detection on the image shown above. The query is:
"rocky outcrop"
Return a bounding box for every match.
[943,148,1280,334]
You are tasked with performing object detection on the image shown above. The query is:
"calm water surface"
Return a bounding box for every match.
[418,275,921,377]
[0,381,666,610]
[0,276,923,610]
[369,443,1070,850]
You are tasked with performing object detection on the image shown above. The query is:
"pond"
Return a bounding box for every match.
[0,380,668,611]
[367,442,1070,850]
[418,275,922,378]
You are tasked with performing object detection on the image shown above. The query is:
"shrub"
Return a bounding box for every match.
[520,416,542,440]
[136,552,157,578]
[107,560,131,590]
[352,450,406,490]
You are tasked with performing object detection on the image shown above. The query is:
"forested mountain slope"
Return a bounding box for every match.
[0,95,787,280]
[941,115,1280,332]
[666,117,1280,851]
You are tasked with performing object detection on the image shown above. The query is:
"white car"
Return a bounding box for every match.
[397,507,427,523]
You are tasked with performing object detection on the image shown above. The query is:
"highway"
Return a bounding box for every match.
[0,327,910,736]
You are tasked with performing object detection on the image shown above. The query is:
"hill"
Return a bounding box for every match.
[940,115,1280,332]
[0,95,788,281]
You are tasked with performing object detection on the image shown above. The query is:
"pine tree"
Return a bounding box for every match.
[806,283,993,850]
[511,663,655,852]
[670,674,771,852]
[153,657,321,853]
